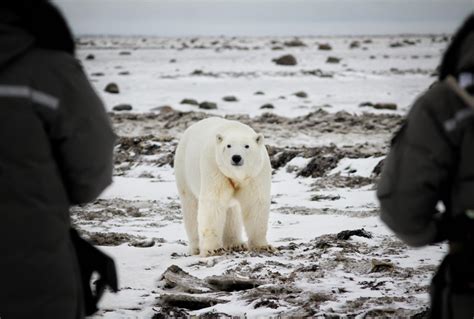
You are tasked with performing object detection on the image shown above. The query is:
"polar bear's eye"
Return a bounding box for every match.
[227,144,231,148]
[245,145,250,149]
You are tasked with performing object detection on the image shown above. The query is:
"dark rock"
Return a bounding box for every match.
[206,275,263,292]
[159,265,214,294]
[284,38,306,47]
[359,102,374,107]
[374,103,397,110]
[191,69,203,75]
[370,259,395,273]
[326,56,341,64]
[85,54,95,60]
[260,103,274,110]
[158,294,228,310]
[272,46,284,50]
[298,156,339,178]
[180,98,199,106]
[294,91,308,98]
[372,159,385,176]
[311,194,341,201]
[91,72,105,77]
[118,71,130,75]
[350,41,361,49]
[337,229,373,240]
[254,91,265,95]
[390,42,404,48]
[85,232,139,246]
[119,51,131,55]
[169,59,177,63]
[272,54,297,66]
[318,43,332,51]
[104,82,120,94]
[112,104,133,111]
[129,239,155,248]
[222,96,238,102]
[199,101,218,110]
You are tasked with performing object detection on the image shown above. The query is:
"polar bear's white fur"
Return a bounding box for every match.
[174,117,272,256]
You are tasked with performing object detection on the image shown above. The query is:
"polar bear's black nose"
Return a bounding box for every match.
[232,155,242,164]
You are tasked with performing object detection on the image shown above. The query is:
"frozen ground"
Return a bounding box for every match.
[71,35,449,318]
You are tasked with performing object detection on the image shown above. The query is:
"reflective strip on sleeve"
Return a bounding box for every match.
[0,85,59,110]
[443,108,474,132]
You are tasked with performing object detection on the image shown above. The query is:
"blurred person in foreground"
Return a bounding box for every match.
[377,14,474,319]
[0,1,117,318]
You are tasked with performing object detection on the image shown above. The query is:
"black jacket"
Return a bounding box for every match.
[0,5,115,319]
[377,14,474,248]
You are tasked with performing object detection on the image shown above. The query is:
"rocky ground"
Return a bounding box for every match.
[71,35,448,318]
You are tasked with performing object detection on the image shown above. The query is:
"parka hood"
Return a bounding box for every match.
[0,24,34,69]
[0,1,74,69]
[440,13,474,80]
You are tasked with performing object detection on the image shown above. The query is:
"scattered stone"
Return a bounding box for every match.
[169,59,177,63]
[350,41,361,49]
[359,102,374,107]
[359,102,397,110]
[191,69,203,75]
[85,54,95,60]
[318,43,332,51]
[326,56,341,64]
[374,103,397,110]
[104,82,120,94]
[206,275,263,292]
[222,96,238,102]
[337,229,373,240]
[180,98,199,106]
[199,101,218,110]
[118,71,130,75]
[119,51,131,55]
[254,91,265,95]
[129,239,155,248]
[390,42,404,48]
[370,259,395,273]
[284,38,306,47]
[294,91,308,98]
[298,156,339,178]
[260,103,274,110]
[160,265,214,294]
[158,294,228,310]
[311,194,341,201]
[272,46,284,50]
[91,72,104,77]
[112,104,133,111]
[272,54,297,66]
[85,232,139,246]
[372,159,385,176]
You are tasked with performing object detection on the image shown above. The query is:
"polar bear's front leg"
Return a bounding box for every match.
[223,204,247,251]
[242,200,273,251]
[197,198,228,256]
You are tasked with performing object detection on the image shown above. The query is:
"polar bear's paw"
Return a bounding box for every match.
[225,242,249,252]
[202,247,228,257]
[189,247,200,255]
[250,244,278,254]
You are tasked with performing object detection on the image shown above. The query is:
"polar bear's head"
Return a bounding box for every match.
[215,129,266,182]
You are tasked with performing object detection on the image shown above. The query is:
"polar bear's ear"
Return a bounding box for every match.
[216,134,224,143]
[256,134,264,145]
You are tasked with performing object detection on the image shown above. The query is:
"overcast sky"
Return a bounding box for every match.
[53,0,473,36]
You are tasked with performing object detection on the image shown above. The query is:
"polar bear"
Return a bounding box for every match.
[174,117,272,256]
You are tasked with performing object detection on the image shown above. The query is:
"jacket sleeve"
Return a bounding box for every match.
[48,57,116,205]
[377,93,456,247]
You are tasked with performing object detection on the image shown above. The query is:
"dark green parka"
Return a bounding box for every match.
[377,14,474,319]
[0,3,115,319]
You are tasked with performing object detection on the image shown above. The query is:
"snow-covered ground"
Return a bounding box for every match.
[71,35,449,318]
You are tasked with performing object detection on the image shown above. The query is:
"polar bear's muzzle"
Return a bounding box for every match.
[231,155,244,166]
